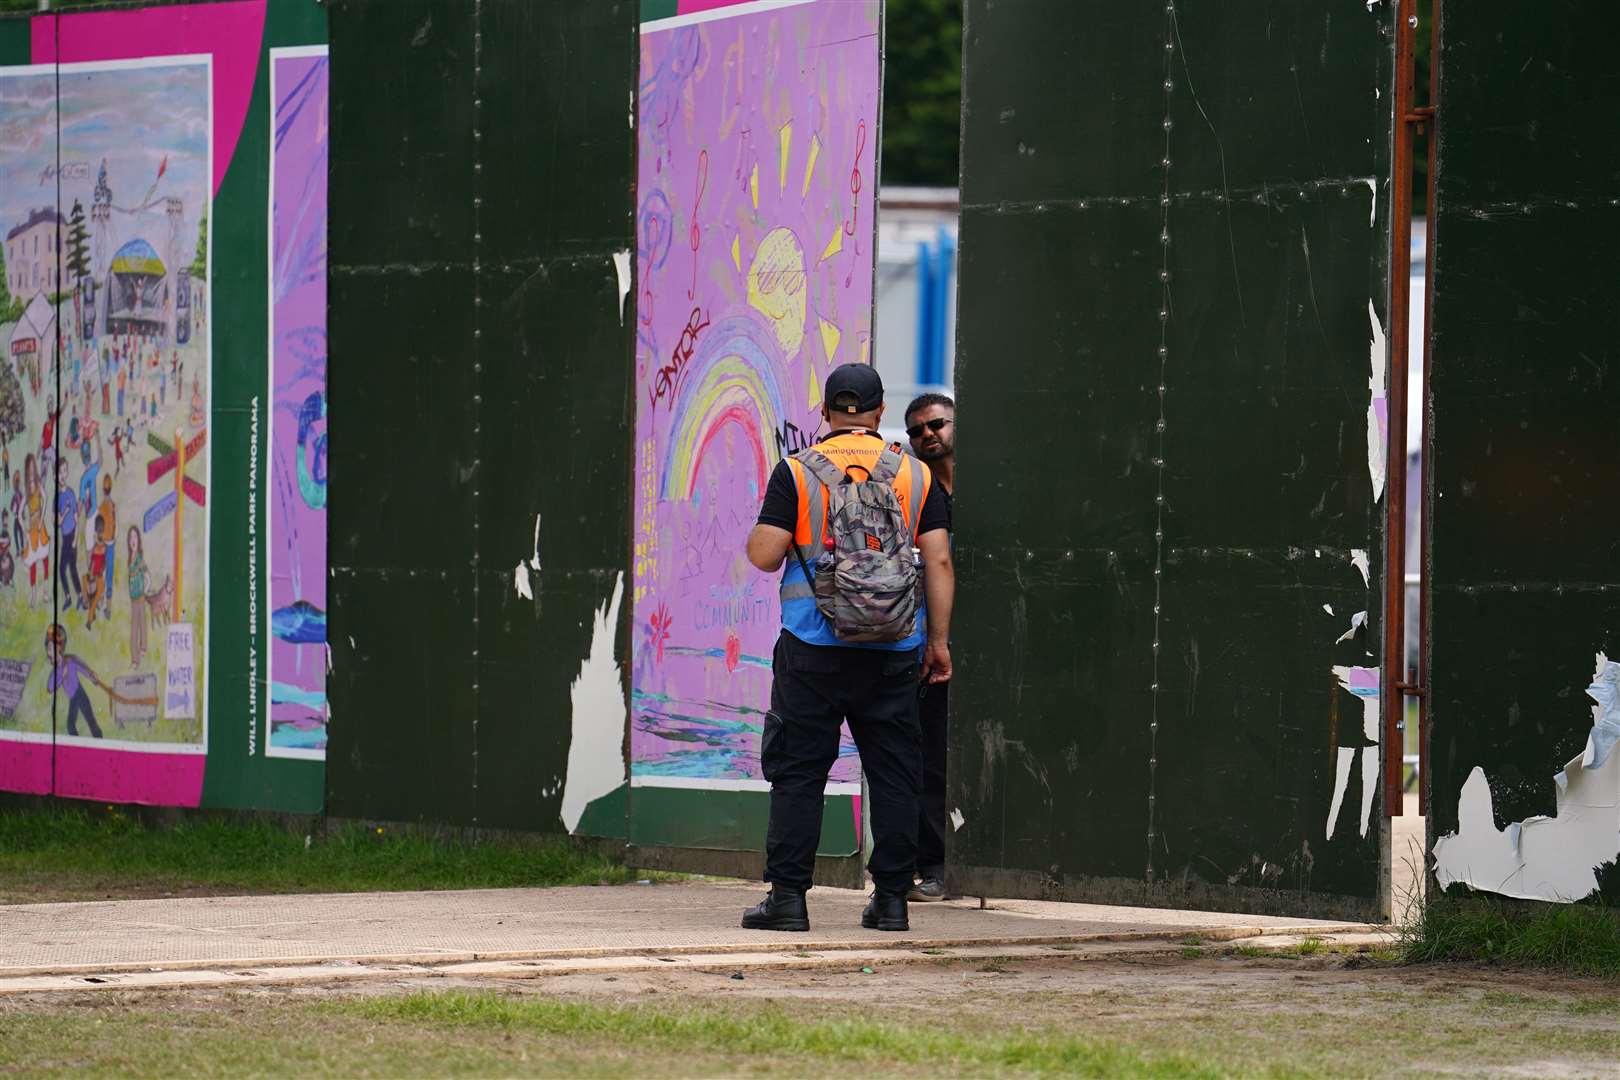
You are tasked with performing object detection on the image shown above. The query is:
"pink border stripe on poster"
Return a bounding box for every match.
[31,0,267,196]
[55,745,205,805]
[0,744,203,804]
[0,744,52,796]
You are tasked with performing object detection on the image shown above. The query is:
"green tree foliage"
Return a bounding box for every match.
[0,346,24,447]
[65,199,91,285]
[0,233,14,324]
[190,211,207,282]
[880,0,962,188]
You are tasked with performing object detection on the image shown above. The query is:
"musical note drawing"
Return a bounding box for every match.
[688,149,708,300]
[842,121,866,287]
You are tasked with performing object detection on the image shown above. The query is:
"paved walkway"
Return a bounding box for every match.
[0,879,1378,991]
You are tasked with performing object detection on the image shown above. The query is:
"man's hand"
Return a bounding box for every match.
[922,639,952,684]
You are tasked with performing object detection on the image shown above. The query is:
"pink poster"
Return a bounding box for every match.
[632,0,881,798]
[266,46,329,759]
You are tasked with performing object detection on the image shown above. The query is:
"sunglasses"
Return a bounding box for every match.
[906,417,953,440]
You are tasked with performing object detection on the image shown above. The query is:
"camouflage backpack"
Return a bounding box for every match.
[790,442,922,643]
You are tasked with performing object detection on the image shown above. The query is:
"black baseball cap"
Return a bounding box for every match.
[823,363,884,414]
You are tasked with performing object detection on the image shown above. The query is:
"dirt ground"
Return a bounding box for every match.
[4,951,1618,1078]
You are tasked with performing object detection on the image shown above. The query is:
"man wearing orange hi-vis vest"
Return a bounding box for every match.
[743,363,954,933]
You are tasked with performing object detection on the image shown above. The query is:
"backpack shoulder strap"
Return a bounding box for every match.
[792,450,834,554]
[794,447,845,488]
[870,443,905,484]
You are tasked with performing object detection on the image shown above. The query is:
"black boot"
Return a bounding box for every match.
[741,886,809,932]
[861,892,909,931]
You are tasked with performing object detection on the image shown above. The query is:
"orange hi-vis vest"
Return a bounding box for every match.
[779,430,930,650]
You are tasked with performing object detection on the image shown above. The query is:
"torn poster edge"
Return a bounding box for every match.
[1335,610,1368,645]
[612,249,632,325]
[1350,548,1371,588]
[1326,664,1380,841]
[513,513,543,601]
[559,573,628,834]
[1431,651,1620,903]
[1367,300,1388,503]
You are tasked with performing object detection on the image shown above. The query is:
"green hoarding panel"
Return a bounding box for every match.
[1427,6,1620,904]
[951,0,1391,919]
[327,0,636,836]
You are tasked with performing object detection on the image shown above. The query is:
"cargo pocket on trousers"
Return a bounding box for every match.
[760,710,785,781]
[881,655,918,681]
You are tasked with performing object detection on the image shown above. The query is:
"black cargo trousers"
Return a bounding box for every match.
[761,630,923,897]
[915,678,948,882]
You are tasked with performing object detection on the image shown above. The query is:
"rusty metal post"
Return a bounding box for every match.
[1386,0,1440,817]
[1383,0,1416,817]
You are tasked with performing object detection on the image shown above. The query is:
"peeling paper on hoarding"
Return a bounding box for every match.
[1585,652,1620,770]
[512,514,543,601]
[559,574,627,834]
[1350,549,1371,588]
[1335,610,1368,645]
[1433,652,1620,902]
[612,249,632,325]
[1365,177,1377,226]
[950,808,965,831]
[1326,665,1380,841]
[1366,302,1388,502]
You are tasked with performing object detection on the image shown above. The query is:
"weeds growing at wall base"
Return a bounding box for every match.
[0,807,642,902]
[1401,895,1620,978]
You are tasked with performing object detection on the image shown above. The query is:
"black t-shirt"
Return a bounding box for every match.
[757,436,950,537]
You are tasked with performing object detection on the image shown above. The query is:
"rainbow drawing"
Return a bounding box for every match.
[660,315,787,501]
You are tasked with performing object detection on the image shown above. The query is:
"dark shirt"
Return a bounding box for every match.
[757,437,949,537]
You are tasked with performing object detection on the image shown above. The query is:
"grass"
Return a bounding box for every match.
[1477,989,1620,1016]
[1401,896,1620,978]
[4,965,1619,1078]
[0,806,644,903]
[339,990,1238,1078]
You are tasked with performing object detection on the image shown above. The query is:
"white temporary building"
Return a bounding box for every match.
[8,292,57,382]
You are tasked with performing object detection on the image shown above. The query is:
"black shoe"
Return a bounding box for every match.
[908,877,946,902]
[741,887,809,932]
[861,892,910,931]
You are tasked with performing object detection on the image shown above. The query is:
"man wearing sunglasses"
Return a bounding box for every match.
[904,393,954,903]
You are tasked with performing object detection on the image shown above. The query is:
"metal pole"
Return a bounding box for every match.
[914,239,934,384]
[1383,0,1416,817]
